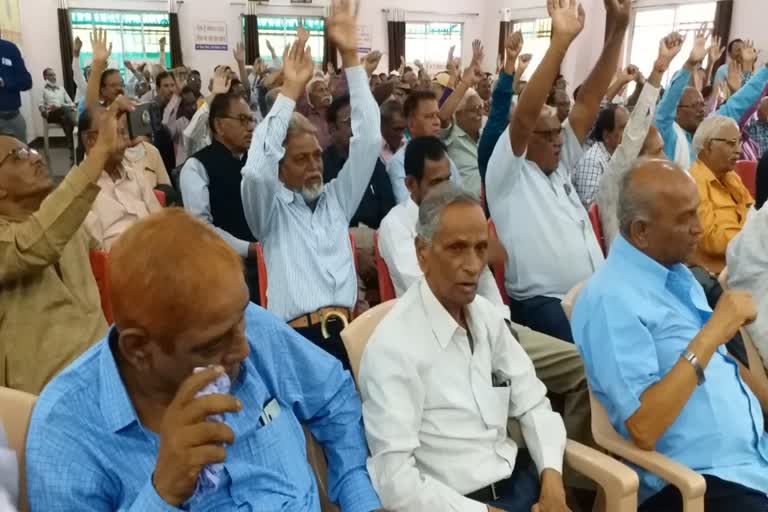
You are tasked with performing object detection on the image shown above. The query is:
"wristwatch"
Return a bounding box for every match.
[681,350,705,385]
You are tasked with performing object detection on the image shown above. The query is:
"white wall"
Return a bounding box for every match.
[731,0,767,53]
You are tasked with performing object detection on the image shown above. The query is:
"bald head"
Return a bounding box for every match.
[619,159,702,265]
[0,136,51,214]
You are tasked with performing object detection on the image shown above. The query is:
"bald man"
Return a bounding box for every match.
[0,98,135,393]
[26,208,382,511]
[573,159,768,511]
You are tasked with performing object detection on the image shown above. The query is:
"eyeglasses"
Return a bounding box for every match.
[0,147,39,167]
[222,114,256,126]
[532,127,564,141]
[710,138,742,149]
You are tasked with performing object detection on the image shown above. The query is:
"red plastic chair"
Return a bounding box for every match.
[735,160,757,198]
[588,203,606,255]
[89,250,112,324]
[488,220,510,305]
[373,231,396,302]
[153,189,166,207]
[257,232,358,310]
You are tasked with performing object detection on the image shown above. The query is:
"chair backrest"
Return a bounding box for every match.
[488,220,510,305]
[373,232,396,302]
[89,250,112,324]
[0,387,37,512]
[257,233,358,310]
[735,160,757,198]
[561,282,586,320]
[153,189,166,207]
[588,386,627,451]
[340,301,396,381]
[588,203,606,255]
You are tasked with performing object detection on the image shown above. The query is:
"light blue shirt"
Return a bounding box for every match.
[385,141,462,204]
[572,235,768,502]
[26,304,381,512]
[655,66,768,166]
[241,66,380,321]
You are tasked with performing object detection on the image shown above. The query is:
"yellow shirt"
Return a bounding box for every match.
[0,166,108,394]
[690,159,753,273]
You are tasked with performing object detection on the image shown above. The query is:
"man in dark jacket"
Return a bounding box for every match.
[0,37,32,142]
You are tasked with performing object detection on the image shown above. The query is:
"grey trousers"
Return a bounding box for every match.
[0,110,27,142]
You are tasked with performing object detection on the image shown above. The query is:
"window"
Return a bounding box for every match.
[405,22,463,77]
[627,2,716,87]
[512,18,551,81]
[71,10,171,75]
[245,16,325,65]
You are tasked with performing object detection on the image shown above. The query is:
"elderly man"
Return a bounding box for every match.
[572,158,768,510]
[299,76,334,149]
[485,0,631,342]
[0,99,137,394]
[40,68,77,162]
[79,108,161,250]
[655,28,768,169]
[181,89,260,303]
[386,89,461,203]
[688,115,753,273]
[361,182,568,512]
[26,209,383,512]
[380,99,405,165]
[241,10,379,369]
[572,105,629,207]
[596,31,683,248]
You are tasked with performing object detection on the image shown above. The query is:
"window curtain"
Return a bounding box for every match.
[57,1,76,100]
[712,0,733,75]
[169,0,184,67]
[244,1,260,64]
[323,15,338,73]
[386,9,406,72]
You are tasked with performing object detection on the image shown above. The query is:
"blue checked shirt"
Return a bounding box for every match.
[572,141,610,208]
[241,66,380,321]
[26,304,382,512]
[745,118,768,157]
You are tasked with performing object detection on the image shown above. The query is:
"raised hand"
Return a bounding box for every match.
[327,0,359,55]
[604,0,631,39]
[446,45,455,69]
[517,53,533,72]
[233,42,246,63]
[549,0,586,46]
[159,36,167,52]
[94,95,136,154]
[211,67,232,96]
[461,64,481,88]
[727,59,743,92]
[90,28,112,65]
[504,31,524,74]
[658,31,685,67]
[124,60,135,71]
[619,65,637,83]
[471,39,484,67]
[688,23,710,65]
[741,40,757,66]
[266,39,275,54]
[74,36,83,57]
[363,50,383,76]
[707,35,724,64]
[281,29,315,100]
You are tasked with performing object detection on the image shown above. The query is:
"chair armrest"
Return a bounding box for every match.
[565,440,638,497]
[596,428,706,500]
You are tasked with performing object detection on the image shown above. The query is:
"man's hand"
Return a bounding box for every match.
[124,60,135,72]
[446,45,456,70]
[727,58,743,92]
[471,39,484,68]
[281,29,315,100]
[363,50,383,76]
[710,290,757,342]
[658,31,684,70]
[707,35,724,65]
[92,95,137,157]
[604,0,631,41]
[327,0,359,56]
[266,39,275,54]
[233,41,246,64]
[152,366,241,507]
[73,36,83,58]
[503,31,524,74]
[687,24,710,66]
[618,65,637,84]
[90,28,112,65]
[461,64,481,88]
[159,36,167,53]
[549,0,586,46]
[212,66,232,96]
[532,469,571,512]
[741,40,757,67]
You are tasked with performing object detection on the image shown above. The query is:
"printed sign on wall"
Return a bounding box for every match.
[195,21,228,51]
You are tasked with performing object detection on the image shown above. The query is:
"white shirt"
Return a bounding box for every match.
[727,205,768,367]
[241,66,380,320]
[377,196,508,318]
[385,142,462,204]
[486,122,604,300]
[183,102,211,158]
[40,83,74,110]
[597,83,660,249]
[360,279,566,512]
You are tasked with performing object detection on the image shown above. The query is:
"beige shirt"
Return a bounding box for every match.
[123,141,171,188]
[85,165,161,250]
[0,166,108,394]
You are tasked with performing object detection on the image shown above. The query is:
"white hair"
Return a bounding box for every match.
[415,182,481,242]
[691,115,738,157]
[457,88,481,112]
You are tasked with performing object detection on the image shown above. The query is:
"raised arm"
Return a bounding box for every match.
[717,63,768,124]
[513,53,531,95]
[438,64,481,125]
[241,31,314,239]
[568,0,631,143]
[605,66,636,104]
[86,29,112,110]
[233,43,251,102]
[158,37,167,69]
[72,37,87,98]
[509,0,584,156]
[324,0,381,222]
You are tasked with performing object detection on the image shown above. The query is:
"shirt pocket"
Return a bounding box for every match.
[478,385,511,431]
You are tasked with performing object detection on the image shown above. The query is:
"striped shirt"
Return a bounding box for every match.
[572,141,610,208]
[241,66,381,321]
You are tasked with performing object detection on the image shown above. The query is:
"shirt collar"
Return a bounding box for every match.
[418,278,461,349]
[609,235,690,289]
[44,83,58,90]
[99,328,141,433]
